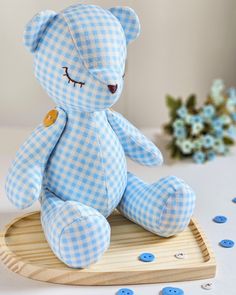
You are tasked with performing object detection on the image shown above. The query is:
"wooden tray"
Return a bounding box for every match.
[0,211,216,286]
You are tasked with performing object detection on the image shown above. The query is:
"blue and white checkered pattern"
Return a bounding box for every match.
[109,7,140,45]
[5,107,67,209]
[24,10,57,53]
[40,189,110,268]
[106,109,163,166]
[5,3,196,268]
[45,110,127,217]
[32,4,132,112]
[63,4,127,84]
[118,173,196,237]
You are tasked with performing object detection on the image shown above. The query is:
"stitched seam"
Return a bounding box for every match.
[33,13,57,52]
[61,14,110,86]
[6,107,67,209]
[93,113,109,216]
[157,192,176,233]
[105,111,128,213]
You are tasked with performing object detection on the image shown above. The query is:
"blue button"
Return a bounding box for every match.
[162,287,184,295]
[213,215,227,223]
[219,239,235,248]
[139,252,155,262]
[117,288,134,295]
[232,197,236,203]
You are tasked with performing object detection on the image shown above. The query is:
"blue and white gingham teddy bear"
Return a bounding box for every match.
[5,4,196,268]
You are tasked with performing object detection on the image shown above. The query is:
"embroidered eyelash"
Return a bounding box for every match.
[62,67,85,88]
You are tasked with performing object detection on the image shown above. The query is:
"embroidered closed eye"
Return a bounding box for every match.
[62,67,85,88]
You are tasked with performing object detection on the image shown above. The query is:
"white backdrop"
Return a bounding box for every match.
[1,0,236,128]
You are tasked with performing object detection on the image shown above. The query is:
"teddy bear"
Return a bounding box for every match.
[5,4,196,268]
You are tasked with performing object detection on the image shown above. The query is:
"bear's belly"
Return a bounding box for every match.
[45,111,127,217]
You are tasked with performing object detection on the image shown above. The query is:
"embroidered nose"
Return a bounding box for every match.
[108,84,118,94]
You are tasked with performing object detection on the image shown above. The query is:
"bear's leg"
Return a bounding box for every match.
[40,189,111,268]
[118,172,195,237]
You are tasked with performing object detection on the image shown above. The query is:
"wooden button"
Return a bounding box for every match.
[43,109,58,127]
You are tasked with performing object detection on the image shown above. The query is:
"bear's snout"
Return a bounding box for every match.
[108,84,118,94]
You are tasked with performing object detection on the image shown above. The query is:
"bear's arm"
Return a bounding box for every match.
[106,109,163,166]
[5,107,67,209]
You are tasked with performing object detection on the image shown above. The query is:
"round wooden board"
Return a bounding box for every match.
[0,211,216,286]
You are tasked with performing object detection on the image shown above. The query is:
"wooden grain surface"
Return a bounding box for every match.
[0,211,216,285]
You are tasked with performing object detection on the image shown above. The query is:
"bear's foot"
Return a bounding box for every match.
[118,173,196,237]
[40,189,110,268]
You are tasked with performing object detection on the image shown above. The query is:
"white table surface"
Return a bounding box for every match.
[0,127,236,295]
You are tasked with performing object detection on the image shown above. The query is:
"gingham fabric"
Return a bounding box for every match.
[62,5,127,85]
[40,189,110,268]
[5,107,67,209]
[45,110,127,217]
[109,7,140,45]
[106,109,163,166]
[30,4,141,112]
[118,173,196,237]
[24,10,57,53]
[5,4,196,268]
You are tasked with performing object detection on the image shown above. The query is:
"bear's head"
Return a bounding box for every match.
[24,4,140,112]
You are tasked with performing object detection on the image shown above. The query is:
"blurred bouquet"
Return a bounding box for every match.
[164,80,236,163]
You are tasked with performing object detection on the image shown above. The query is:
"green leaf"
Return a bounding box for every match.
[166,95,177,109]
[186,94,196,109]
[166,95,183,120]
[171,146,183,159]
[175,98,182,109]
[223,137,234,145]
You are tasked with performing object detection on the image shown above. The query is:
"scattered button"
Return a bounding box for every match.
[175,252,186,259]
[43,109,58,127]
[117,288,134,295]
[201,282,213,290]
[232,197,236,203]
[162,287,184,295]
[139,252,155,262]
[219,239,235,248]
[213,215,227,223]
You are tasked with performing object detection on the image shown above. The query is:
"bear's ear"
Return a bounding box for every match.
[23,10,57,53]
[109,7,140,44]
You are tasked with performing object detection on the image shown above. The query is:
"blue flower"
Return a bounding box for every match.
[193,138,203,149]
[226,98,236,113]
[220,115,231,126]
[207,150,216,161]
[212,79,224,91]
[213,139,225,154]
[190,115,203,125]
[177,106,188,119]
[191,122,203,135]
[174,126,186,139]
[185,114,193,124]
[224,126,236,140]
[211,79,225,105]
[173,119,185,128]
[202,135,215,149]
[231,112,236,122]
[212,118,223,129]
[193,151,205,164]
[213,126,224,138]
[202,105,215,119]
[227,87,236,103]
[179,140,193,154]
